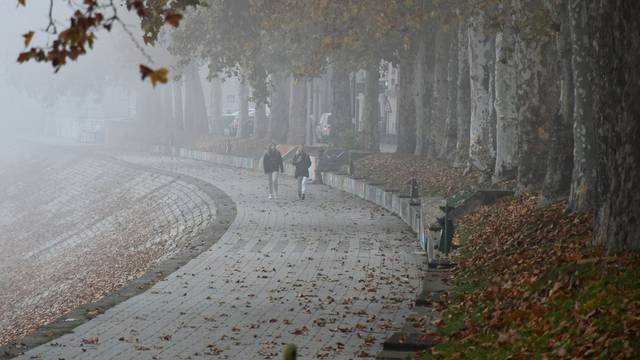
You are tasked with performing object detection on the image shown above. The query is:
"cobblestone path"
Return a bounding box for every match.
[16,154,425,360]
[0,143,215,346]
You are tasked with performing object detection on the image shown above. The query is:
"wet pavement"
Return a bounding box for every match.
[12,151,425,360]
[0,142,215,347]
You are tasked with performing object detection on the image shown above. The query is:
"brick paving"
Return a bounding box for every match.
[15,154,426,360]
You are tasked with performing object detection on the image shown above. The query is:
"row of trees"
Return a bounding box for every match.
[18,0,640,252]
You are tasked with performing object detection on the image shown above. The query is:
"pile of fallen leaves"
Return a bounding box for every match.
[194,136,272,159]
[424,195,640,359]
[353,154,481,197]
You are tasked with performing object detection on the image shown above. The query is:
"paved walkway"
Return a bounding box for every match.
[17,154,425,360]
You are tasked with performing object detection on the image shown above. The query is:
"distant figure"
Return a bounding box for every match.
[292,145,312,200]
[406,168,420,204]
[263,143,284,199]
[224,138,232,153]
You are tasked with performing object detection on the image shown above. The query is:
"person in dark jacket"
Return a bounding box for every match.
[263,143,284,199]
[292,145,312,199]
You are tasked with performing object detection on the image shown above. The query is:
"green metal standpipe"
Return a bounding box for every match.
[283,344,297,360]
[443,199,450,255]
[439,199,455,255]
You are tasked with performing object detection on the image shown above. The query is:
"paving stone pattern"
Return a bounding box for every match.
[16,154,425,360]
[0,144,215,346]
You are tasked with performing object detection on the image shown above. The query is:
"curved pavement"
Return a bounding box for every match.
[16,154,425,360]
[0,143,217,347]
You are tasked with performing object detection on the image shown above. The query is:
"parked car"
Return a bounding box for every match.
[315,113,333,143]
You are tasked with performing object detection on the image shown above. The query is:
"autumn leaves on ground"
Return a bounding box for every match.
[350,153,640,358]
[421,196,639,359]
[187,140,640,358]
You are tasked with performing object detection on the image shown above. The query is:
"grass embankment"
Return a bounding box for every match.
[422,195,640,359]
[353,154,481,197]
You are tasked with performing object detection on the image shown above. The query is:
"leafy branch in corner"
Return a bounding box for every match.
[15,0,198,87]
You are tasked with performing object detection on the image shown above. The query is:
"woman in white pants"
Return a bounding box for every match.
[292,145,312,200]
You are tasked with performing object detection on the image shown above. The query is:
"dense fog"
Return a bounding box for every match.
[1,1,639,359]
[0,2,147,135]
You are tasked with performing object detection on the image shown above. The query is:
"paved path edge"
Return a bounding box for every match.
[0,146,237,360]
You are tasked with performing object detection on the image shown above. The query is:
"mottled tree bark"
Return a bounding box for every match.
[468,14,496,178]
[515,1,557,193]
[444,20,459,162]
[591,0,640,252]
[184,64,209,135]
[287,76,306,145]
[362,59,380,152]
[454,23,471,168]
[493,28,518,182]
[414,23,437,156]
[331,63,353,148]
[433,27,452,158]
[267,73,289,143]
[568,0,597,212]
[541,0,574,204]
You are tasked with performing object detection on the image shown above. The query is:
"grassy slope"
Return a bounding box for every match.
[420,195,640,359]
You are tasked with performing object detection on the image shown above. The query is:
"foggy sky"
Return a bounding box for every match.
[0,2,157,133]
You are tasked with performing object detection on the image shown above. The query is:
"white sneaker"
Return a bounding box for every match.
[268,194,273,199]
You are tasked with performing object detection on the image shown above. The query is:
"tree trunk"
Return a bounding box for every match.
[415,23,437,156]
[136,87,162,129]
[331,63,353,148]
[454,23,471,168]
[268,73,290,143]
[287,75,306,144]
[541,0,574,204]
[444,20,459,161]
[253,71,268,138]
[568,0,597,212]
[591,0,640,252]
[493,28,518,182]
[396,54,416,154]
[312,78,321,143]
[184,64,209,135]
[362,58,380,152]
[433,26,452,158]
[160,83,173,133]
[254,102,268,139]
[514,1,556,193]
[305,80,314,144]
[173,78,184,130]
[468,15,496,178]
[236,80,250,138]
[210,78,224,135]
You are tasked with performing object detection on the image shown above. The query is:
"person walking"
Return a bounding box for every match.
[292,145,312,200]
[263,143,284,199]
